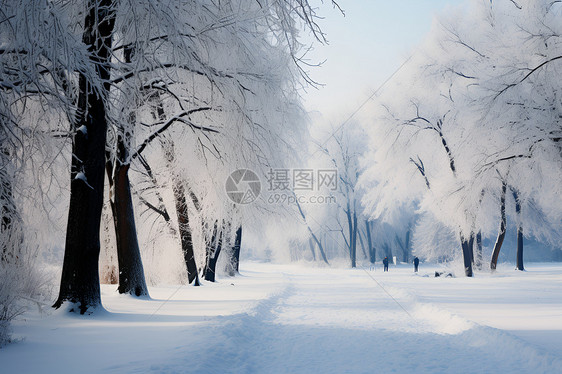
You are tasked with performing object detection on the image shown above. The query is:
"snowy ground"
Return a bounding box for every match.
[1,262,561,373]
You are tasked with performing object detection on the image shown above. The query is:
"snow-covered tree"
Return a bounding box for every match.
[39,0,340,311]
[361,0,562,276]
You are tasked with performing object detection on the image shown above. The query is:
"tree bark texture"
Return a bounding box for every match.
[513,189,524,271]
[172,177,200,285]
[107,158,148,296]
[346,202,357,268]
[490,181,507,271]
[460,234,474,277]
[228,225,242,275]
[54,0,116,313]
[104,44,148,296]
[475,231,483,270]
[203,222,223,282]
[0,148,22,264]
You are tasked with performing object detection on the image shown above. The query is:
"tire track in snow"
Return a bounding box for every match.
[366,273,562,373]
[186,273,296,373]
[123,267,562,373]
[192,269,562,373]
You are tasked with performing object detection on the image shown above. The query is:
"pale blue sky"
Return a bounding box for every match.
[302,0,463,121]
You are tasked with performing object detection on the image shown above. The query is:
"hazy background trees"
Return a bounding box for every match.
[265,0,561,274]
[360,0,562,275]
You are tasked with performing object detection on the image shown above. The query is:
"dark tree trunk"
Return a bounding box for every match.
[365,220,376,264]
[491,181,507,271]
[438,130,456,176]
[103,44,148,297]
[163,141,199,286]
[106,158,148,296]
[228,225,242,275]
[204,222,223,282]
[0,199,15,262]
[468,234,475,265]
[516,226,524,271]
[53,0,115,313]
[513,189,524,271]
[223,223,241,276]
[351,211,357,268]
[460,234,474,277]
[475,231,483,270]
[345,202,357,268]
[172,177,200,285]
[0,150,22,264]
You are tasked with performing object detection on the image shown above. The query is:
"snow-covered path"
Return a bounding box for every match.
[184,266,561,374]
[2,263,561,373]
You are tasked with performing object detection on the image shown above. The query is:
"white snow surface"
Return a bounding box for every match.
[1,262,561,373]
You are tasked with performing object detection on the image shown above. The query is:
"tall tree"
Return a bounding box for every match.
[103,45,148,296]
[167,145,201,286]
[512,188,524,271]
[54,0,116,313]
[225,225,242,276]
[203,221,223,282]
[361,0,562,275]
[490,180,507,271]
[315,125,366,268]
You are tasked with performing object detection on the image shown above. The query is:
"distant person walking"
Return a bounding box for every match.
[383,257,389,272]
[414,257,419,272]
